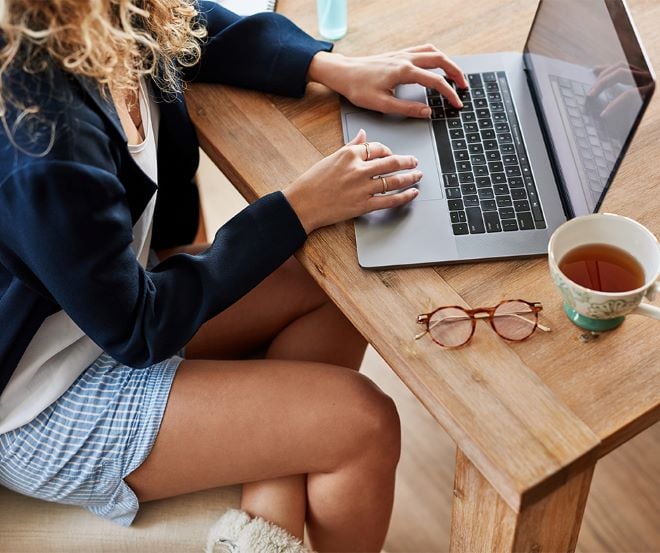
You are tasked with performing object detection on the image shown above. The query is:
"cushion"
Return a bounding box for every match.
[0,485,242,552]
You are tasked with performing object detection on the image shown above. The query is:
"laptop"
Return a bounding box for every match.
[340,0,655,268]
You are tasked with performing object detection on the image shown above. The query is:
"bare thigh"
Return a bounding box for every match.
[128,246,380,503]
[125,358,399,502]
[158,247,334,360]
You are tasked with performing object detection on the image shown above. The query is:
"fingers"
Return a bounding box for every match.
[404,66,463,108]
[347,128,367,145]
[367,187,419,211]
[368,170,422,196]
[401,44,469,89]
[348,140,392,160]
[346,137,422,199]
[600,87,638,119]
[408,52,468,89]
[594,61,644,78]
[366,153,418,176]
[594,61,627,77]
[410,52,456,70]
[589,65,651,99]
[373,65,461,115]
[372,93,433,118]
[403,43,439,54]
[588,67,632,97]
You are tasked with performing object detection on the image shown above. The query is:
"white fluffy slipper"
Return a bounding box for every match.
[206,509,312,553]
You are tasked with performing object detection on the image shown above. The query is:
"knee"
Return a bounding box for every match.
[364,387,401,471]
[337,372,401,470]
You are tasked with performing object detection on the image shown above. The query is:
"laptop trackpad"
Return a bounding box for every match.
[355,199,458,268]
[344,110,443,200]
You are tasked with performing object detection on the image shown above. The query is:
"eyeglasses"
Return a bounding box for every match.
[415,299,550,348]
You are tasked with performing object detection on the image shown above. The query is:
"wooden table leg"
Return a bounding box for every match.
[449,449,595,553]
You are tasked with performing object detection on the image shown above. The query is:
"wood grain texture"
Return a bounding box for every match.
[186,84,599,512]
[450,449,594,553]
[195,170,660,552]
[266,0,660,456]
[355,348,660,553]
[185,0,659,522]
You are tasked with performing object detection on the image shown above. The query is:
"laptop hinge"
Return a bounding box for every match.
[523,66,574,219]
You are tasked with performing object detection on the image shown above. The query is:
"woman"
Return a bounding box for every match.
[0,1,466,551]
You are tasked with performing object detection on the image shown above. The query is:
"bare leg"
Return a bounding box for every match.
[168,252,369,541]
[125,360,400,552]
[184,256,367,370]
[240,474,307,540]
[143,250,381,550]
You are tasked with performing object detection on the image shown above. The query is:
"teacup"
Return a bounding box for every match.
[548,213,660,331]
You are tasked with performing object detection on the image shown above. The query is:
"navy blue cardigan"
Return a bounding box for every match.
[0,2,332,393]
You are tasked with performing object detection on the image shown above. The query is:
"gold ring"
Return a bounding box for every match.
[364,142,371,161]
[381,176,388,194]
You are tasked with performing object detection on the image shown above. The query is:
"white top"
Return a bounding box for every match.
[0,78,160,434]
[216,0,277,16]
[128,78,160,186]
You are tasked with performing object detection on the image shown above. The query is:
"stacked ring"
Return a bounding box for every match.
[364,142,371,161]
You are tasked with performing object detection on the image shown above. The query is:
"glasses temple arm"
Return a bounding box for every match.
[421,312,552,332]
[503,312,551,332]
[415,315,430,340]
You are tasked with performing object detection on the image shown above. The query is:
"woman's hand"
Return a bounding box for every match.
[283,129,421,234]
[587,62,653,121]
[308,44,469,118]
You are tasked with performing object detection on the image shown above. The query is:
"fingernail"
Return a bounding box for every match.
[413,157,419,166]
[412,188,419,197]
[458,100,464,108]
[421,107,431,117]
[415,170,423,180]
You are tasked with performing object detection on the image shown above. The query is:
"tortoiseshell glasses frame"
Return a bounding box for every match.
[415,299,550,348]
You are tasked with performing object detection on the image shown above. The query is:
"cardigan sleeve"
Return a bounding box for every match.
[0,160,307,368]
[183,0,333,97]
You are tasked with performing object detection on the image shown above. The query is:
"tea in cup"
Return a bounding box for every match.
[548,213,660,331]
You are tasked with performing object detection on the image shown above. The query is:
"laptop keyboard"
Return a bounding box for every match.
[552,75,620,206]
[426,71,546,235]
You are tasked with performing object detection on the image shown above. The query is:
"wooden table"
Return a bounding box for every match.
[186,0,660,550]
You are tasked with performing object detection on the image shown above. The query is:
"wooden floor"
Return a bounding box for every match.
[198,153,660,553]
[362,348,660,553]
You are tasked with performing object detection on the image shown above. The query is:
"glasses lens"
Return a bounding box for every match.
[492,301,537,341]
[428,307,473,347]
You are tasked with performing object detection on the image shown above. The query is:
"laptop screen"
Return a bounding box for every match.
[523,0,655,216]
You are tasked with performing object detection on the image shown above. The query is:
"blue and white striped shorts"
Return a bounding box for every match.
[0,351,182,526]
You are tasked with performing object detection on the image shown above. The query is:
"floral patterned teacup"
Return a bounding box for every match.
[548,213,660,331]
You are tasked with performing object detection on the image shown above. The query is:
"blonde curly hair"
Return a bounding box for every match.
[0,0,207,152]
